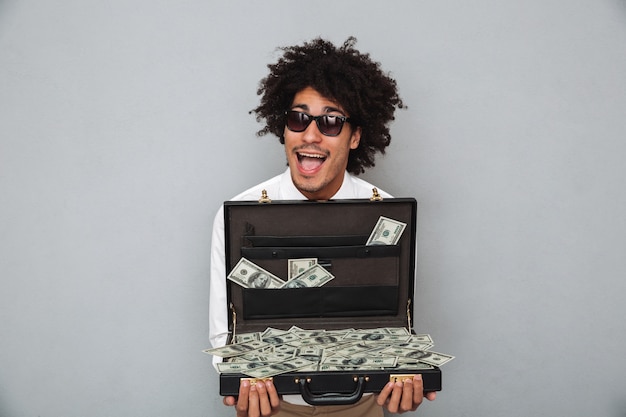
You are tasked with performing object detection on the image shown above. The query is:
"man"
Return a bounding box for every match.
[209,37,436,416]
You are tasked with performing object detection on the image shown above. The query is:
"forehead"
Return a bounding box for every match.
[291,87,346,113]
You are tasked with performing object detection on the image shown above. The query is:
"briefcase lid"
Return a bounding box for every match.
[224,197,417,338]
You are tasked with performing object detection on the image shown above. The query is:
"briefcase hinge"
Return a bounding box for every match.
[406,298,412,334]
[230,302,237,343]
[258,189,272,203]
[370,188,383,201]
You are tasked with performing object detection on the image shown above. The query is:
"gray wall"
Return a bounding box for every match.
[1,1,626,416]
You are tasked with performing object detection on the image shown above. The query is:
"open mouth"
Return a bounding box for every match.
[296,151,327,173]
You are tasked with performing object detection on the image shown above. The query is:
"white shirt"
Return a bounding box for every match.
[208,168,391,404]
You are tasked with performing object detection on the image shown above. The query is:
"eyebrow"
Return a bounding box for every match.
[291,104,346,115]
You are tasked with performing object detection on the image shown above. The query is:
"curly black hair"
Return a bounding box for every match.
[251,37,404,175]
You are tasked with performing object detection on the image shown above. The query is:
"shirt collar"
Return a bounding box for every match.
[278,168,354,200]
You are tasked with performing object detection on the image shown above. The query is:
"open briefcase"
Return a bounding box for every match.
[218,193,442,405]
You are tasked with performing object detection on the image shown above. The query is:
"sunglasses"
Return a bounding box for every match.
[285,110,353,137]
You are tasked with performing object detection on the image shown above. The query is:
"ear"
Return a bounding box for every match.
[349,126,361,150]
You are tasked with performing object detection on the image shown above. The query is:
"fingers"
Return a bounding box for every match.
[401,377,416,411]
[376,381,394,406]
[411,374,424,407]
[256,381,273,416]
[265,380,281,409]
[235,380,251,417]
[377,374,435,414]
[247,383,260,417]
[231,379,280,417]
[386,381,405,413]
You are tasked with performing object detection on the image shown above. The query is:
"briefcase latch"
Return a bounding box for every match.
[390,374,417,383]
[240,377,273,385]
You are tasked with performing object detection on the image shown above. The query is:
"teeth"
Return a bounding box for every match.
[298,152,325,159]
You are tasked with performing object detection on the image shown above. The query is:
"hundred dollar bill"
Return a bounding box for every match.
[381,347,455,367]
[394,342,434,351]
[332,342,380,357]
[234,332,262,343]
[409,334,434,345]
[288,258,318,279]
[280,264,334,289]
[261,332,301,345]
[297,362,321,373]
[321,355,398,368]
[261,327,290,338]
[272,344,298,355]
[287,328,327,339]
[406,350,455,367]
[217,361,269,373]
[384,327,412,336]
[393,362,435,370]
[227,258,285,289]
[202,340,269,358]
[240,351,295,362]
[287,332,349,347]
[318,364,372,372]
[366,216,407,246]
[293,346,325,364]
[245,358,318,379]
[343,331,412,344]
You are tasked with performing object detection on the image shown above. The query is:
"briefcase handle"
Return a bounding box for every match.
[297,376,367,406]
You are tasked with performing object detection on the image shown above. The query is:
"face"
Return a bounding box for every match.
[284,86,361,201]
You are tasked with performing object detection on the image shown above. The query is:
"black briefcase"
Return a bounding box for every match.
[218,194,442,405]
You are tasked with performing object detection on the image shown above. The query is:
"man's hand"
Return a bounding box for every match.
[223,379,281,417]
[376,374,436,414]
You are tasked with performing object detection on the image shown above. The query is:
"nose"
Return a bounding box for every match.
[301,119,323,143]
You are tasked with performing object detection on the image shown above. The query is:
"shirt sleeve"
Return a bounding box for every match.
[209,205,229,359]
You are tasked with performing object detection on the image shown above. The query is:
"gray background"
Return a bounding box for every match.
[1,1,626,416]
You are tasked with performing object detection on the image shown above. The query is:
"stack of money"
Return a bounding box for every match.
[203,326,454,379]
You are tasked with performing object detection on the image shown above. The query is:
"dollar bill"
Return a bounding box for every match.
[245,358,318,379]
[343,331,412,344]
[393,362,435,370]
[331,342,377,357]
[409,334,434,345]
[234,331,262,343]
[272,344,298,355]
[240,351,295,362]
[280,264,334,289]
[217,361,269,373]
[318,364,369,372]
[261,327,290,338]
[261,332,301,345]
[385,327,412,336]
[406,350,455,367]
[380,346,455,367]
[202,340,269,358]
[366,216,407,246]
[288,258,318,280]
[321,355,398,368]
[227,258,285,289]
[294,346,325,358]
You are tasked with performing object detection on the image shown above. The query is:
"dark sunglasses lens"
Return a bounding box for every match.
[286,111,311,132]
[318,116,343,136]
